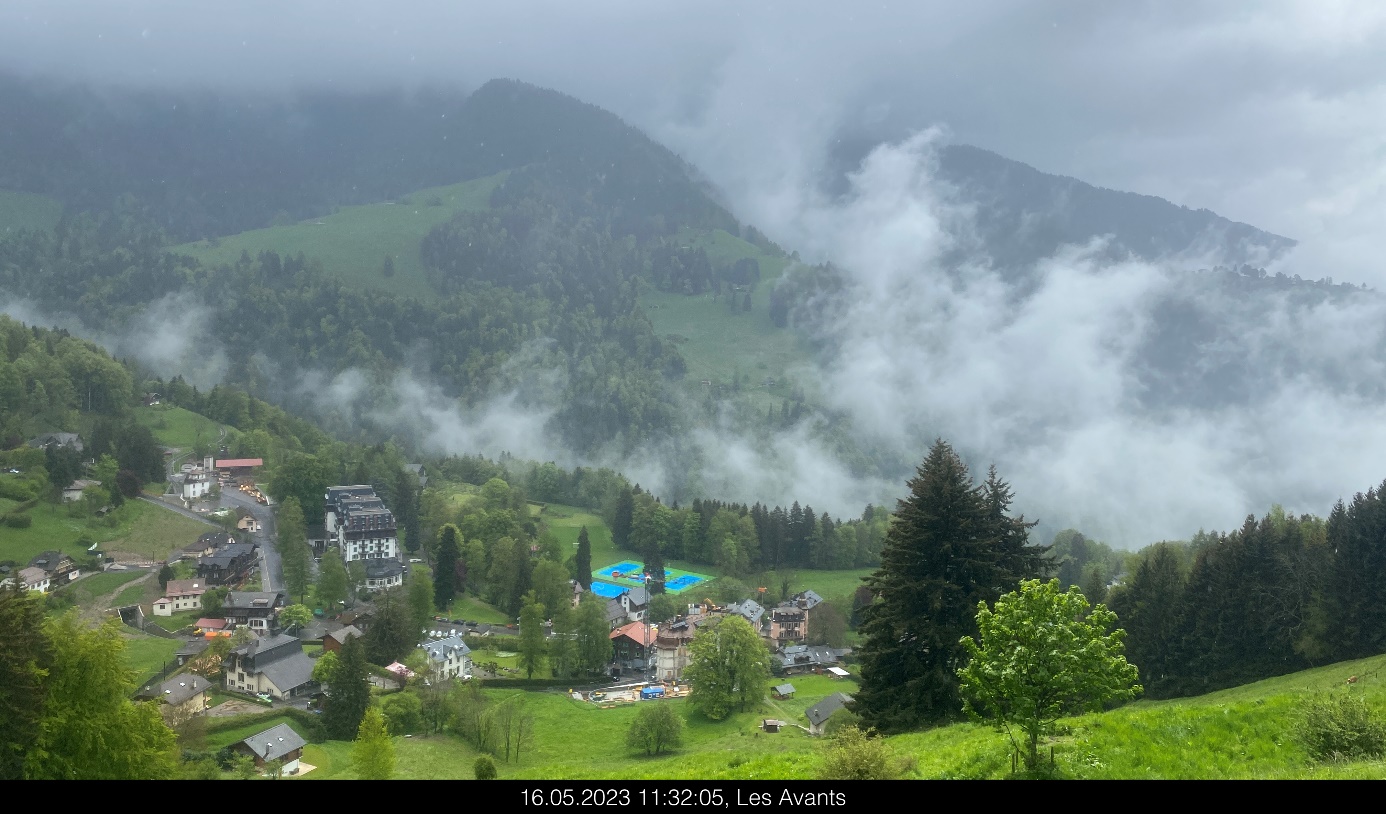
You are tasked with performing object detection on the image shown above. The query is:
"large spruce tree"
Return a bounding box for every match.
[434,524,462,610]
[853,439,1045,733]
[575,526,593,590]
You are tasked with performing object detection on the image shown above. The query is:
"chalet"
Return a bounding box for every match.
[61,479,101,503]
[610,621,654,664]
[215,458,264,479]
[363,559,405,592]
[136,674,211,722]
[28,432,83,453]
[223,634,317,699]
[179,531,235,561]
[805,692,854,736]
[324,485,400,564]
[404,463,427,488]
[322,625,363,654]
[194,617,229,634]
[420,633,472,680]
[235,507,261,533]
[196,542,258,585]
[152,579,206,616]
[233,723,306,775]
[221,590,285,633]
[28,550,80,585]
[654,619,698,682]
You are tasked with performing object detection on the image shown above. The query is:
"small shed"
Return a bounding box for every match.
[772,682,796,700]
[640,686,666,700]
[762,719,788,733]
[826,666,851,679]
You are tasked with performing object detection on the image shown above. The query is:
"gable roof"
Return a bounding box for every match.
[774,683,796,696]
[805,692,854,727]
[165,579,206,596]
[727,599,765,625]
[240,723,306,762]
[623,586,650,607]
[229,632,301,662]
[610,621,653,645]
[325,625,363,644]
[258,651,316,694]
[223,591,284,611]
[150,674,211,706]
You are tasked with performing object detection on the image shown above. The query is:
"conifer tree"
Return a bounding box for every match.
[324,634,371,740]
[612,486,635,551]
[575,526,593,590]
[853,439,1042,734]
[434,524,462,610]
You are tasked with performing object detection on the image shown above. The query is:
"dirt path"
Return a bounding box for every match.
[81,570,155,625]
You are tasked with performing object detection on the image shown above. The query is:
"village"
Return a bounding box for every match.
[3,446,858,777]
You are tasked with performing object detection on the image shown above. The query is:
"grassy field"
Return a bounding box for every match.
[56,569,146,607]
[121,632,183,687]
[643,228,808,413]
[540,503,616,563]
[134,404,235,451]
[441,594,511,626]
[171,173,506,299]
[198,651,1386,780]
[0,497,209,566]
[0,188,64,236]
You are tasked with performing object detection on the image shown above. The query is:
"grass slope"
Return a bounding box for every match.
[0,497,208,566]
[0,188,63,235]
[121,632,183,687]
[135,404,237,452]
[171,173,506,299]
[643,227,809,411]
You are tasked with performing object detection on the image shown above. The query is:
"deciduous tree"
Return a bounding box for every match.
[626,703,684,755]
[957,578,1141,770]
[518,592,546,679]
[683,615,770,720]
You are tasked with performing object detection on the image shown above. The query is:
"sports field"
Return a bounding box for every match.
[591,561,714,595]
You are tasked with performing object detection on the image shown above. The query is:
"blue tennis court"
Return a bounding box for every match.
[589,581,627,598]
[595,561,643,580]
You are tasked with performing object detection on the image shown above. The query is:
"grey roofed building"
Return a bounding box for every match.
[773,683,796,697]
[788,589,825,611]
[223,590,285,610]
[239,723,307,763]
[624,586,650,607]
[28,432,83,452]
[138,673,212,706]
[258,652,316,696]
[805,692,854,730]
[776,644,848,673]
[174,637,210,664]
[726,599,766,627]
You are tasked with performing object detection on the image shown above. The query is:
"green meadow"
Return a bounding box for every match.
[171,173,506,299]
[0,188,63,235]
[0,497,210,566]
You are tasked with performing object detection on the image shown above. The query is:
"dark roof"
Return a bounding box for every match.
[325,625,363,644]
[624,586,650,607]
[240,723,307,762]
[229,633,301,663]
[806,693,854,727]
[155,674,211,706]
[198,542,257,568]
[27,550,73,571]
[364,559,405,579]
[605,598,627,623]
[774,683,796,695]
[259,651,316,694]
[224,591,284,611]
[175,638,211,658]
[727,599,766,625]
[777,644,842,669]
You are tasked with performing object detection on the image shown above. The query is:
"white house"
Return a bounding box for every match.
[324,485,400,565]
[16,566,50,593]
[420,633,472,681]
[179,470,212,501]
[363,559,405,592]
[152,579,206,616]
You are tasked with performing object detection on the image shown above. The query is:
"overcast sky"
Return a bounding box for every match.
[3,1,1385,284]
[7,2,1386,544]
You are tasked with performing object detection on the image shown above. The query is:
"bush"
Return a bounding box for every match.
[816,725,900,780]
[474,755,497,779]
[3,513,32,528]
[1296,692,1386,762]
[627,703,684,756]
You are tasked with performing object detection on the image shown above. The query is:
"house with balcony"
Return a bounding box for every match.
[196,542,258,585]
[324,485,400,565]
[223,633,316,699]
[221,590,285,634]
